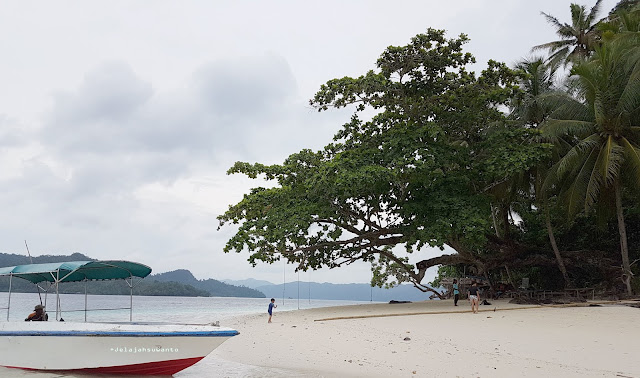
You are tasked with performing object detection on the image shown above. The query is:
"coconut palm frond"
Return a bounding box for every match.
[540,12,569,34]
[542,160,562,195]
[531,40,571,56]
[586,0,605,28]
[599,136,625,187]
[571,63,600,98]
[556,134,601,177]
[581,144,605,211]
[621,137,640,189]
[593,91,610,127]
[542,119,596,139]
[617,57,640,115]
[548,47,573,68]
[554,136,576,157]
[543,92,592,121]
[570,4,586,29]
[558,147,596,218]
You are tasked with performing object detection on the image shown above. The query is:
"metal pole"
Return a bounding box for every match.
[84,279,88,322]
[7,274,12,321]
[24,240,42,305]
[129,277,133,322]
[282,259,285,306]
[55,270,60,321]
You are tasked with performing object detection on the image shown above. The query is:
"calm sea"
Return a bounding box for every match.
[0,292,373,377]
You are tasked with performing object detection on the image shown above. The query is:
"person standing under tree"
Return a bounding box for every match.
[453,279,460,306]
[267,298,277,323]
[468,282,480,314]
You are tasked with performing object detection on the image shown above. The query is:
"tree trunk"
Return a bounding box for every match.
[491,204,500,237]
[501,203,510,239]
[504,264,516,289]
[614,182,633,295]
[544,200,571,288]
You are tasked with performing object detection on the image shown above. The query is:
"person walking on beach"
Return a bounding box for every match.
[468,282,480,314]
[268,298,277,323]
[453,279,460,306]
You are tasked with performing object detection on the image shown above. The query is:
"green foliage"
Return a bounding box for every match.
[219,5,640,296]
[430,265,464,287]
[533,0,605,67]
[542,32,640,217]
[219,29,551,295]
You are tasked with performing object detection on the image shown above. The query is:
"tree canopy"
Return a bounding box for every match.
[219,1,640,297]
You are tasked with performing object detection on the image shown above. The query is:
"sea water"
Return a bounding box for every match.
[0,292,372,377]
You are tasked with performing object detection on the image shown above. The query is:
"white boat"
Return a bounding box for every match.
[0,260,239,375]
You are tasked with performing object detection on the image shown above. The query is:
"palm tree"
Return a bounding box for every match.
[510,57,572,287]
[609,0,639,16]
[542,33,640,295]
[533,0,605,67]
[511,58,558,125]
[602,1,640,35]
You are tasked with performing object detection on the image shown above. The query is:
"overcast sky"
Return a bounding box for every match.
[0,0,618,286]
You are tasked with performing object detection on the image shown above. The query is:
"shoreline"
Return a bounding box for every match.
[212,299,640,377]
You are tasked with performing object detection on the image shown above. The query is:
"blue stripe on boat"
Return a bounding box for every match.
[0,330,239,337]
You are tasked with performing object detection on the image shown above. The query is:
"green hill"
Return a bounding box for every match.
[151,270,265,298]
[0,252,262,298]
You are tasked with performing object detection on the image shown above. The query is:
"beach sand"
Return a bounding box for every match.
[212,299,640,377]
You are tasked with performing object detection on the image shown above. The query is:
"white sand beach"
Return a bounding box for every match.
[213,299,640,377]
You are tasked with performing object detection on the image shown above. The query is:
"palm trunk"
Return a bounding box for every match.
[504,264,516,290]
[501,203,510,239]
[491,204,500,237]
[544,200,571,288]
[614,182,633,295]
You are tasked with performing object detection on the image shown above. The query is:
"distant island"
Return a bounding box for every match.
[0,252,442,301]
[221,278,441,302]
[151,269,265,298]
[0,252,264,298]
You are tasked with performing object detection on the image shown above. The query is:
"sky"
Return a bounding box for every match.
[0,0,619,286]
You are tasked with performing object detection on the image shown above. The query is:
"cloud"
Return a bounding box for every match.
[44,62,154,154]
[191,53,298,118]
[0,114,28,148]
[0,51,347,279]
[30,55,310,197]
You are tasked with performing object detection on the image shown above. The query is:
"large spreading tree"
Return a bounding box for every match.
[218,1,640,297]
[218,30,549,296]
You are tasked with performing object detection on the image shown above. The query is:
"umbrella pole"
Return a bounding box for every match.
[85,279,88,322]
[7,274,12,321]
[55,269,60,321]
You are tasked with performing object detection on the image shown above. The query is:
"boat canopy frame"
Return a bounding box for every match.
[0,260,152,322]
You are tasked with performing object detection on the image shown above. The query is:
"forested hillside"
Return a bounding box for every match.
[152,270,265,298]
[0,253,261,298]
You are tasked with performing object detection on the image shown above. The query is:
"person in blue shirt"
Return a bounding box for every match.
[453,279,460,306]
[268,298,277,323]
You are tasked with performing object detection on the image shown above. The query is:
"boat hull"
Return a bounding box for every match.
[0,322,238,375]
